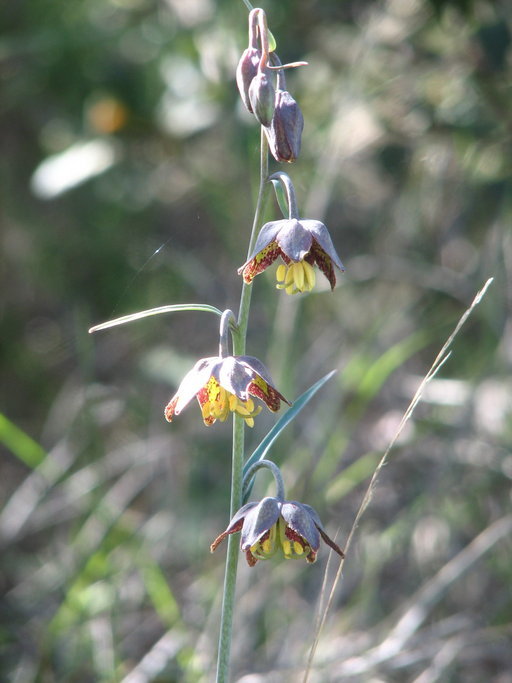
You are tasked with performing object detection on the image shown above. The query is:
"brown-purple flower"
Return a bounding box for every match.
[164,355,289,427]
[240,217,344,294]
[211,496,344,566]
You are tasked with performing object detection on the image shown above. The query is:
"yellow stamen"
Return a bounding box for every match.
[293,262,304,290]
[276,261,316,295]
[293,541,304,555]
[201,378,261,426]
[282,539,292,557]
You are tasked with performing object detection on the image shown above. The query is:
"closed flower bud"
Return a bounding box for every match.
[265,88,304,163]
[236,46,261,113]
[249,68,275,127]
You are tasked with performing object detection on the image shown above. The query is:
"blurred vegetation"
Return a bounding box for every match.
[1,0,512,681]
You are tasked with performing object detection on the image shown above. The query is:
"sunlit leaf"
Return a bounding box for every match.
[89,303,223,333]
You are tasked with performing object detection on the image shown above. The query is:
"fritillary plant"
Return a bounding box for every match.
[90,5,346,680]
[88,3,497,681]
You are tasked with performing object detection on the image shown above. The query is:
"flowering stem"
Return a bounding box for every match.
[243,459,285,501]
[235,126,270,348]
[216,126,269,683]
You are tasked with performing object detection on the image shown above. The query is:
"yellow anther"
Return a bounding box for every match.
[282,539,292,557]
[275,260,316,295]
[303,261,316,289]
[285,264,295,286]
[293,262,304,290]
[262,538,272,554]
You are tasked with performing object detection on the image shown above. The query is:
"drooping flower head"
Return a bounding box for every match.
[236,8,306,152]
[211,495,344,566]
[239,173,344,295]
[164,355,289,427]
[236,9,262,113]
[264,55,304,163]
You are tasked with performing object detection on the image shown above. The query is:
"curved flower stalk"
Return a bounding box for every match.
[239,172,344,294]
[164,355,289,427]
[211,461,344,566]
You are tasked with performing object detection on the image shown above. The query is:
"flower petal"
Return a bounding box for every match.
[239,497,282,550]
[310,243,337,290]
[302,220,344,271]
[297,502,345,558]
[248,378,288,412]
[239,221,285,275]
[316,525,345,558]
[210,518,244,552]
[241,242,281,284]
[237,355,281,390]
[276,219,313,262]
[166,357,217,419]
[280,501,321,552]
[214,356,255,400]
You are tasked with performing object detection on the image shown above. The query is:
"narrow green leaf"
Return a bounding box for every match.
[0,412,46,469]
[140,560,180,627]
[270,178,289,218]
[89,303,223,333]
[243,370,337,500]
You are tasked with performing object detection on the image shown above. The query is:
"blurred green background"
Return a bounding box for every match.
[1,0,512,680]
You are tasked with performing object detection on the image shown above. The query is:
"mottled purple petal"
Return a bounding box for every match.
[225,501,258,532]
[240,221,285,271]
[275,219,313,262]
[240,497,282,549]
[301,220,344,271]
[214,356,255,400]
[237,356,276,388]
[281,501,321,551]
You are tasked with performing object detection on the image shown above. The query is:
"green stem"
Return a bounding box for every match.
[243,459,286,501]
[236,126,270,347]
[215,127,270,683]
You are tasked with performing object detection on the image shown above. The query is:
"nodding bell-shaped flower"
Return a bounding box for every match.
[264,58,304,163]
[164,355,289,427]
[265,87,304,163]
[248,66,275,127]
[236,9,262,113]
[211,496,345,566]
[240,217,344,294]
[240,173,344,294]
[236,46,262,113]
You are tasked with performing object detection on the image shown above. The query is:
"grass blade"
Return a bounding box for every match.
[0,412,46,469]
